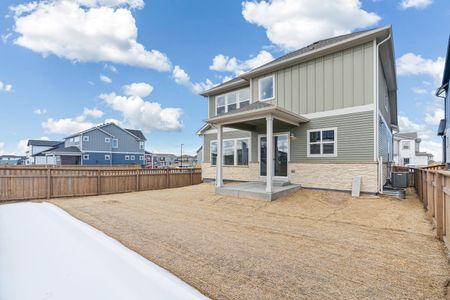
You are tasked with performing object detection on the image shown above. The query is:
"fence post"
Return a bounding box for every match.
[436,172,444,240]
[47,167,51,199]
[136,169,140,192]
[190,168,193,185]
[166,168,170,188]
[97,169,102,195]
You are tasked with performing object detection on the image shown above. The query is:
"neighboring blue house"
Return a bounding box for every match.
[437,36,450,164]
[41,123,146,166]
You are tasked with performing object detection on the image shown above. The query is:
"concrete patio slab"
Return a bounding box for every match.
[215,181,301,201]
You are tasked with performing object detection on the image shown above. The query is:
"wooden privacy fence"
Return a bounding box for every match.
[414,164,449,244]
[0,166,202,202]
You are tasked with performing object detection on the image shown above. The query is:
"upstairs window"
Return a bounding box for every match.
[239,88,250,108]
[216,95,226,115]
[83,136,89,142]
[259,75,274,101]
[139,141,145,149]
[402,141,410,150]
[215,87,250,115]
[74,136,80,143]
[307,128,337,157]
[112,139,118,149]
[105,138,110,143]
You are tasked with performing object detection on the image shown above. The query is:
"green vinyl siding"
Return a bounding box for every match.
[251,42,374,114]
[289,111,374,162]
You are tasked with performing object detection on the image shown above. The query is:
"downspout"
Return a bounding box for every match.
[375,33,391,194]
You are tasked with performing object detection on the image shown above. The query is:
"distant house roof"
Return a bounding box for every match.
[0,155,25,159]
[416,152,433,158]
[64,123,146,141]
[125,129,146,141]
[42,146,81,155]
[394,132,418,140]
[27,140,62,147]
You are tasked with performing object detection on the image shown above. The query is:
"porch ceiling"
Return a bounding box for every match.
[206,102,309,130]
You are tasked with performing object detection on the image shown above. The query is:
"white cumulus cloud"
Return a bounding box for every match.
[10,0,171,71]
[99,74,112,84]
[0,81,13,93]
[0,142,5,155]
[400,0,433,9]
[172,65,215,94]
[122,82,153,97]
[210,50,274,76]
[33,108,47,115]
[241,0,380,51]
[412,87,427,95]
[425,109,444,126]
[83,107,104,118]
[397,53,445,84]
[42,107,105,134]
[100,92,183,132]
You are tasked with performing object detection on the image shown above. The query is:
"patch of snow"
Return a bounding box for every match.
[0,202,208,300]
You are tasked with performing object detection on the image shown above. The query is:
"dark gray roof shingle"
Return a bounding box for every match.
[27,140,62,147]
[42,146,81,154]
[125,129,146,140]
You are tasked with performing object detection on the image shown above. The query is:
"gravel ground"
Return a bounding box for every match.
[50,185,450,299]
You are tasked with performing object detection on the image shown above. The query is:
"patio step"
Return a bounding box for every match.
[272,180,291,187]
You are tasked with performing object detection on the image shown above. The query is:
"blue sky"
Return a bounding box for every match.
[0,0,448,159]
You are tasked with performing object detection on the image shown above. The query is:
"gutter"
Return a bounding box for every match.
[375,32,392,194]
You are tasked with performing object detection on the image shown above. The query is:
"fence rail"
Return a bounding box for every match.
[0,166,202,202]
[414,164,449,245]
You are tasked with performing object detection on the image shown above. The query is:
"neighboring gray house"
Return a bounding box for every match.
[198,26,398,194]
[144,152,177,168]
[437,36,450,164]
[40,123,146,165]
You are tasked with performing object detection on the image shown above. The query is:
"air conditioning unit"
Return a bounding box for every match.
[392,172,408,188]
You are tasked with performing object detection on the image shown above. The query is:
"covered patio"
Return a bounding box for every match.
[206,102,308,200]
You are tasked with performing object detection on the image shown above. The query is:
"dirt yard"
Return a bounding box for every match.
[50,184,450,299]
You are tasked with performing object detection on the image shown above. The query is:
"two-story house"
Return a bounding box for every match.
[38,123,146,165]
[198,26,398,195]
[26,140,62,165]
[437,36,450,164]
[393,132,433,166]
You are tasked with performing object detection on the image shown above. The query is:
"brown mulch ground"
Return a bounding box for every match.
[50,185,450,299]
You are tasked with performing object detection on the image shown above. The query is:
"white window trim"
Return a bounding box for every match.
[112,138,119,149]
[125,155,130,160]
[83,136,89,142]
[258,74,275,102]
[139,141,145,149]
[105,138,110,143]
[131,155,135,160]
[105,154,111,160]
[210,138,251,166]
[215,87,250,115]
[83,154,89,160]
[139,155,144,160]
[307,127,338,158]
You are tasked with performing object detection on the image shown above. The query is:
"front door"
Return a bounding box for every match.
[259,134,288,177]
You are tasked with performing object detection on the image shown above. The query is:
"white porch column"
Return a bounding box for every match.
[266,115,274,193]
[216,124,224,188]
